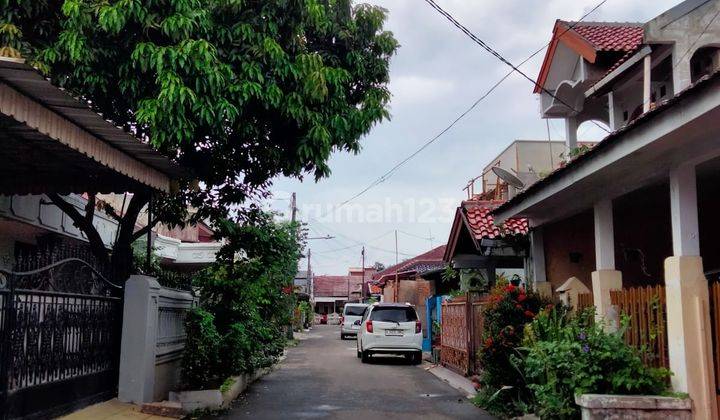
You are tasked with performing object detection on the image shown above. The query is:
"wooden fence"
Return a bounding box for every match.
[610,285,668,369]
[440,294,488,375]
[577,292,594,311]
[709,281,720,396]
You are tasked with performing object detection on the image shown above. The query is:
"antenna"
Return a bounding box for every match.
[491,166,525,190]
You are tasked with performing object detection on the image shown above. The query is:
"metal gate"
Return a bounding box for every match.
[0,258,123,419]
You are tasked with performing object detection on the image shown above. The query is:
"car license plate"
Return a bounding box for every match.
[351,324,359,329]
[385,329,403,336]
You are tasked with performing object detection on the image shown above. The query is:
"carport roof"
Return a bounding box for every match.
[0,58,181,193]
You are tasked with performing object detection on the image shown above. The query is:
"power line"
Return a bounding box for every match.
[424,0,610,135]
[319,0,609,218]
[672,8,720,70]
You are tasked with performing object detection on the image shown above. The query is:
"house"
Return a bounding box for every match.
[492,1,720,417]
[444,200,529,290]
[373,245,447,349]
[0,58,180,418]
[312,267,376,314]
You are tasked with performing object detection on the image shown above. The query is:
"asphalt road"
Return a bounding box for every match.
[217,324,494,419]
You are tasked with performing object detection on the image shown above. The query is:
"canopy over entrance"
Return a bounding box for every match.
[0,58,179,194]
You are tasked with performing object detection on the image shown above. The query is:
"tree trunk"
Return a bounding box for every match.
[48,191,152,285]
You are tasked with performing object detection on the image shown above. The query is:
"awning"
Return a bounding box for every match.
[0,58,180,194]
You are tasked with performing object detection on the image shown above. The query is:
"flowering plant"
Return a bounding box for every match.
[474,279,548,417]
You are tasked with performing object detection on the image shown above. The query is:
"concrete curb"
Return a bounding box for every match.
[420,361,477,399]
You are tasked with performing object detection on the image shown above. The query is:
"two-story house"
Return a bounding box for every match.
[493,1,720,417]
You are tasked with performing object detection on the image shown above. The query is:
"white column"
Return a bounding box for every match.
[670,165,700,256]
[592,199,622,326]
[643,54,652,113]
[607,92,618,131]
[665,164,717,418]
[530,228,551,298]
[564,117,578,152]
[594,199,615,270]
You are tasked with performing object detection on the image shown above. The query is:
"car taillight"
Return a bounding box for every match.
[366,320,373,333]
[415,320,421,334]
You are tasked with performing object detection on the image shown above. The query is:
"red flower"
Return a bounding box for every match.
[524,310,535,318]
[515,304,523,309]
[504,284,516,293]
[517,293,527,302]
[484,337,493,347]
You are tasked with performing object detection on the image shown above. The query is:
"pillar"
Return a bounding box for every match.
[530,228,552,298]
[592,199,622,326]
[564,117,578,154]
[665,164,717,419]
[643,54,652,113]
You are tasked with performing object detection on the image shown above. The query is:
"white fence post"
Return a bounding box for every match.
[118,275,196,404]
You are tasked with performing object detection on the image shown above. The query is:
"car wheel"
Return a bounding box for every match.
[357,348,361,358]
[361,350,371,364]
[340,334,346,340]
[412,351,422,365]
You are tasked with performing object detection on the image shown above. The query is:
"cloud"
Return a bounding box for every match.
[389,75,455,107]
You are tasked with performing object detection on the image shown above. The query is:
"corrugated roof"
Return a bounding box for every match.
[0,59,181,179]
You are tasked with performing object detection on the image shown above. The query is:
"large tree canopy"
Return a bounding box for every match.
[0,0,397,280]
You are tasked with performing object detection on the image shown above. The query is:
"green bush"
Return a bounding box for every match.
[473,280,548,417]
[522,309,671,419]
[182,308,221,389]
[181,213,303,389]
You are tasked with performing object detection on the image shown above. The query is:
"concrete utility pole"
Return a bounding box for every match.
[290,192,297,222]
[394,230,399,303]
[361,246,366,300]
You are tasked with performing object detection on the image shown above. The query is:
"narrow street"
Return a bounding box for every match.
[216,324,494,419]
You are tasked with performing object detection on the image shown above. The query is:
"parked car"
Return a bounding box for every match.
[356,303,422,364]
[340,303,369,339]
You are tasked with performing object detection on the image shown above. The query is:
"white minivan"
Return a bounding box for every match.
[356,303,422,364]
[340,303,369,339]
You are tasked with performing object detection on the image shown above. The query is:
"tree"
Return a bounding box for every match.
[0,0,397,282]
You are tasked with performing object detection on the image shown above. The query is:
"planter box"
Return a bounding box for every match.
[575,394,692,419]
[168,355,283,413]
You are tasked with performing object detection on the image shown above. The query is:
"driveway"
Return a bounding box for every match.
[215,324,494,419]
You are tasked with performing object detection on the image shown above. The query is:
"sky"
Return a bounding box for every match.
[269,0,679,275]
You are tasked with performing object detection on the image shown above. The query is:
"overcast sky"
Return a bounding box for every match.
[270,0,679,275]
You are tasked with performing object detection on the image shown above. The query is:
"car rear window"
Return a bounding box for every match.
[370,307,417,322]
[344,306,366,316]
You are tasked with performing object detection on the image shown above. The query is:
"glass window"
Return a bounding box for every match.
[343,305,367,316]
[369,306,418,322]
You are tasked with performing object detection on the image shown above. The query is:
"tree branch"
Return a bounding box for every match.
[132,217,161,242]
[84,193,96,225]
[46,193,110,265]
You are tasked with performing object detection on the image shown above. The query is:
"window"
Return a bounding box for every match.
[370,306,418,322]
[343,305,367,316]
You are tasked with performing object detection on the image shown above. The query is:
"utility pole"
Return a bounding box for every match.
[394,230,399,303]
[307,248,312,298]
[290,192,297,222]
[361,246,366,301]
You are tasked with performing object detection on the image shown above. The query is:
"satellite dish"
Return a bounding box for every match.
[491,166,525,190]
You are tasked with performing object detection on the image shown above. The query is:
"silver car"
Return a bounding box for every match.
[340,303,368,339]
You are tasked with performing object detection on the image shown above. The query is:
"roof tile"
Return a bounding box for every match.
[567,22,644,52]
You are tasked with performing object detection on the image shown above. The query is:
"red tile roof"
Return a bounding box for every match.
[566,22,643,52]
[313,275,364,297]
[373,245,447,283]
[463,202,528,240]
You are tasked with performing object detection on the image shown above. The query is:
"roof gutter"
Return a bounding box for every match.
[585,46,652,98]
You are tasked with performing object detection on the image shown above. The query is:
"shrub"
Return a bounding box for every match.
[182,308,221,389]
[522,308,671,419]
[473,280,548,417]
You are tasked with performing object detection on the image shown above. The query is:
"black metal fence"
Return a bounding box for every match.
[0,254,123,419]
